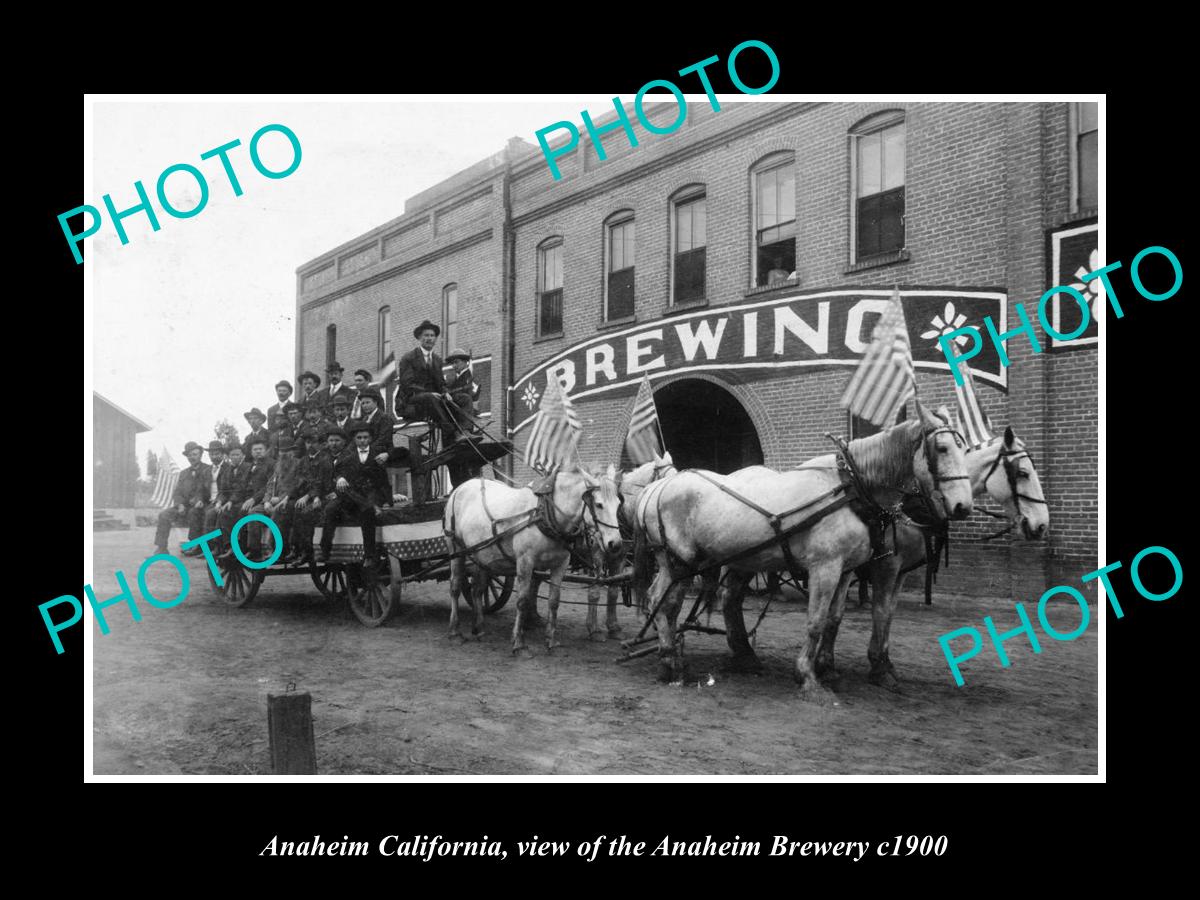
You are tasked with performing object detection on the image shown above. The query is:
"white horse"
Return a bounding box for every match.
[812,425,1051,687]
[443,465,622,654]
[584,453,677,641]
[632,404,973,697]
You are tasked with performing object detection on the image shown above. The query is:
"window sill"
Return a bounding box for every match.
[598,315,638,331]
[745,277,800,298]
[533,332,563,345]
[663,298,708,316]
[844,249,910,274]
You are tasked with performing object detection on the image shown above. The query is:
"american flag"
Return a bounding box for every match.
[952,354,993,448]
[624,374,662,464]
[149,447,180,508]
[524,373,582,474]
[840,289,915,426]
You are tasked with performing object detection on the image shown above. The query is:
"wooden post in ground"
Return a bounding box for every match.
[268,692,317,774]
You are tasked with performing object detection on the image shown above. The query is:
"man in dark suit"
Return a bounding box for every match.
[328,393,355,436]
[212,444,249,551]
[230,435,275,560]
[316,422,393,569]
[151,441,211,557]
[252,435,300,562]
[350,368,372,419]
[285,427,333,565]
[297,371,321,409]
[396,319,472,439]
[202,440,228,537]
[321,361,354,417]
[357,388,396,463]
[266,380,294,433]
[242,408,271,455]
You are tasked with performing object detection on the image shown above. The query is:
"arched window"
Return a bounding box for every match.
[751,152,796,287]
[442,284,458,355]
[850,111,906,262]
[537,238,564,337]
[604,211,636,321]
[378,306,391,366]
[325,324,337,370]
[670,185,706,306]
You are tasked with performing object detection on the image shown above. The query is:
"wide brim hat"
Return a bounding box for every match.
[354,369,372,380]
[244,407,266,423]
[183,441,204,455]
[358,387,383,404]
[446,347,472,363]
[348,420,373,435]
[324,426,348,441]
[207,440,225,453]
[413,319,441,339]
[326,360,344,373]
[275,379,293,392]
[331,394,351,407]
[299,370,321,388]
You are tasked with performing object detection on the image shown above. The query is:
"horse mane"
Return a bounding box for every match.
[845,419,923,490]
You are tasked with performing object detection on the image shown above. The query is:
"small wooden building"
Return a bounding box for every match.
[94,392,151,509]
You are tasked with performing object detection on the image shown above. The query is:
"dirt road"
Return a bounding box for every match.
[91,530,1097,775]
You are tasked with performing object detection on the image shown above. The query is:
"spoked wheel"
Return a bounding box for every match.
[311,563,349,602]
[206,552,262,608]
[346,564,395,627]
[481,573,514,614]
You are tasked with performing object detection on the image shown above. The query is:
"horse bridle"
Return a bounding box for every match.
[913,424,970,511]
[981,445,1047,522]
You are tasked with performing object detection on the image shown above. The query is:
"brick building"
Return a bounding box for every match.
[296,101,1099,597]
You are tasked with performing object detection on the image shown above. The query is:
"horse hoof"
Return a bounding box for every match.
[588,630,607,643]
[726,653,764,674]
[512,646,534,660]
[797,678,837,706]
[868,669,902,692]
[656,663,675,684]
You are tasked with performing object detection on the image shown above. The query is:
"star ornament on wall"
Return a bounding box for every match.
[921,302,971,347]
[522,383,540,410]
[1070,249,1105,319]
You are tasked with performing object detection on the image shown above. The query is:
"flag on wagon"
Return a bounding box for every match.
[149,446,180,509]
[624,373,663,465]
[951,354,993,448]
[840,288,915,426]
[524,373,582,474]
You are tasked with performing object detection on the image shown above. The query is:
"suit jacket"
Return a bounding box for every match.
[333,447,391,506]
[397,346,445,409]
[173,463,211,507]
[206,459,228,503]
[295,450,333,500]
[446,368,478,405]
[359,408,396,457]
[263,455,300,501]
[218,461,250,504]
[271,421,304,457]
[266,401,294,434]
[321,382,355,416]
[244,457,276,505]
[242,427,271,455]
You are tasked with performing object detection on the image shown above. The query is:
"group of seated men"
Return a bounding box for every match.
[150,318,482,571]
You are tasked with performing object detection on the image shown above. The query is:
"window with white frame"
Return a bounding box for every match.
[672,188,706,305]
[442,284,458,355]
[851,112,906,261]
[537,238,563,336]
[378,306,391,366]
[752,154,796,286]
[605,212,636,321]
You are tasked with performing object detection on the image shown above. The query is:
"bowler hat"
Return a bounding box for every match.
[244,407,266,423]
[325,426,348,441]
[354,368,372,380]
[331,393,351,407]
[183,441,204,455]
[275,379,293,392]
[326,360,344,373]
[446,347,472,363]
[207,440,225,453]
[349,420,373,435]
[359,388,383,404]
[413,319,441,339]
[299,370,321,388]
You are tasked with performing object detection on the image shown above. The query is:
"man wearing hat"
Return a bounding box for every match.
[213,444,250,551]
[350,368,372,419]
[396,319,469,438]
[321,361,354,417]
[328,393,355,436]
[317,421,393,568]
[229,435,275,560]
[151,441,211,557]
[202,440,229,537]
[242,408,270,455]
[301,398,330,437]
[356,388,396,464]
[272,402,303,457]
[266,380,294,434]
[298,371,322,408]
[249,434,301,562]
[287,427,334,565]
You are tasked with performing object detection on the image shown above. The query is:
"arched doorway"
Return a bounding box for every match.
[653,378,763,474]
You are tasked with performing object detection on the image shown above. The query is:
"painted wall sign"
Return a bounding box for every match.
[1048,220,1099,349]
[508,288,1007,435]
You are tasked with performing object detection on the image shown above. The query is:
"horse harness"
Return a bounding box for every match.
[443,472,598,570]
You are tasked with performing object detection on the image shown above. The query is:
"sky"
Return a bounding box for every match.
[90,98,595,476]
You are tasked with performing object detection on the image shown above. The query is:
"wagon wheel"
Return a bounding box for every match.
[310,563,349,602]
[481,573,514,614]
[206,552,262,608]
[346,564,395,627]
